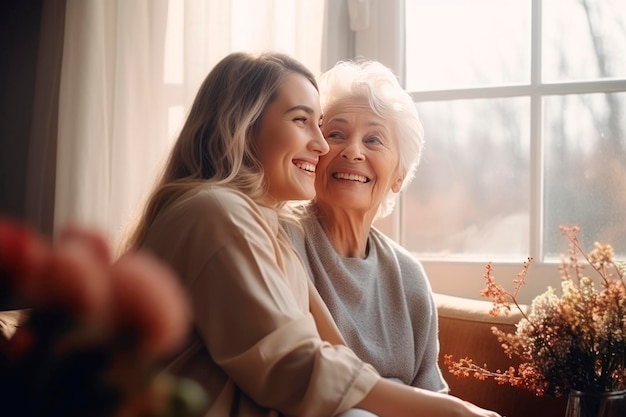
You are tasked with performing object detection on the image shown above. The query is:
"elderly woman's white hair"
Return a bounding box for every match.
[318,59,424,219]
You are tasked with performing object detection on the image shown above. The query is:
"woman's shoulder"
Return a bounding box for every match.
[370,227,424,268]
[174,186,259,217]
[281,202,321,247]
[155,185,276,238]
[186,185,249,205]
[369,228,432,297]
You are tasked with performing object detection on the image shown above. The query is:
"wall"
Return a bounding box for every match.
[0,0,43,221]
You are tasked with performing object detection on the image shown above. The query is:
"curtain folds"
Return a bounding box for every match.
[25,0,67,237]
[57,0,169,245]
[56,0,325,248]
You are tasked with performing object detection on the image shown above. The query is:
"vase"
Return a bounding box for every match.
[565,390,626,417]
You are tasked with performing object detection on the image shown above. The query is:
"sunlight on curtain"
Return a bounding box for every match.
[56,0,324,248]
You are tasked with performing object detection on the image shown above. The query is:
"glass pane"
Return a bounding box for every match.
[543,0,626,82]
[405,0,530,91]
[543,92,626,259]
[403,98,530,259]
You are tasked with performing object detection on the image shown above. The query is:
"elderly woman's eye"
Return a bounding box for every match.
[325,131,344,140]
[365,135,383,144]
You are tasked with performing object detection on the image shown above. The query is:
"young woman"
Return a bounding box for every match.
[124,51,501,417]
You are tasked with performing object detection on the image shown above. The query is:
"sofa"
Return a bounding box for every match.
[1,295,568,417]
[435,293,568,417]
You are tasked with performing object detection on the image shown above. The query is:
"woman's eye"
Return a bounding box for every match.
[365,136,383,145]
[325,131,344,140]
[294,117,307,123]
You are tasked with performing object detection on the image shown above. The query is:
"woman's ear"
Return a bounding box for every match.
[391,174,404,193]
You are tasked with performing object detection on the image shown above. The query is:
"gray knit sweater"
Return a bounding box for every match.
[284,204,449,392]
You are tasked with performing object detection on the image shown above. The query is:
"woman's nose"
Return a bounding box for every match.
[311,126,329,155]
[341,140,364,161]
[309,127,330,155]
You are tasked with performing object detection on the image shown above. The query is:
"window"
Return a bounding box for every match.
[399,0,626,301]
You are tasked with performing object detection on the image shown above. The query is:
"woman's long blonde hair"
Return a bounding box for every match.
[122,52,318,252]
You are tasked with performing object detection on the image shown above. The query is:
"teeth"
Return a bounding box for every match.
[295,161,316,172]
[333,172,368,183]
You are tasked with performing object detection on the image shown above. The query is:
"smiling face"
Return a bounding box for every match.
[315,99,404,217]
[255,72,328,204]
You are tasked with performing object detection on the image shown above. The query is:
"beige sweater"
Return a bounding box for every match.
[141,186,380,417]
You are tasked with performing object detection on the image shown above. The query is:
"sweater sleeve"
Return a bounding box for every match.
[410,290,449,393]
[144,188,380,417]
[407,262,449,393]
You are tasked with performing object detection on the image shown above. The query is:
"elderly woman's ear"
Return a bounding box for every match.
[391,174,405,193]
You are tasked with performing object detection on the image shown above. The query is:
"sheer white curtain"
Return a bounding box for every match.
[56,0,325,247]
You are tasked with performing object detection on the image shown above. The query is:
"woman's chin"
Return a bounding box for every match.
[288,188,316,202]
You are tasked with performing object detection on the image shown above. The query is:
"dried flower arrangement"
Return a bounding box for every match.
[444,226,626,397]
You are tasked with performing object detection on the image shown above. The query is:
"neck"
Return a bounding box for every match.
[313,201,374,258]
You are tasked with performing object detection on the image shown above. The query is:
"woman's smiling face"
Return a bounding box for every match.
[255,72,328,204]
[315,98,404,215]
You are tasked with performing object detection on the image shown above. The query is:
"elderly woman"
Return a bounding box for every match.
[286,59,448,392]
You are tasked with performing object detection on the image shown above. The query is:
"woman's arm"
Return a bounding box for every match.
[357,379,502,417]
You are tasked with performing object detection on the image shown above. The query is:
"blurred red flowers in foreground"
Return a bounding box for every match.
[0,215,206,417]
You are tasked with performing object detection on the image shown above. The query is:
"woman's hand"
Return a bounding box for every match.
[358,378,502,417]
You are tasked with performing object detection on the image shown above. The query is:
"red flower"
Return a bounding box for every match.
[0,215,205,417]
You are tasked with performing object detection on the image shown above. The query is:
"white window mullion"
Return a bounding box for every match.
[529,0,543,260]
[352,0,405,82]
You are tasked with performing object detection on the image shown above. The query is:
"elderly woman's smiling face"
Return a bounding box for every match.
[315,98,404,215]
